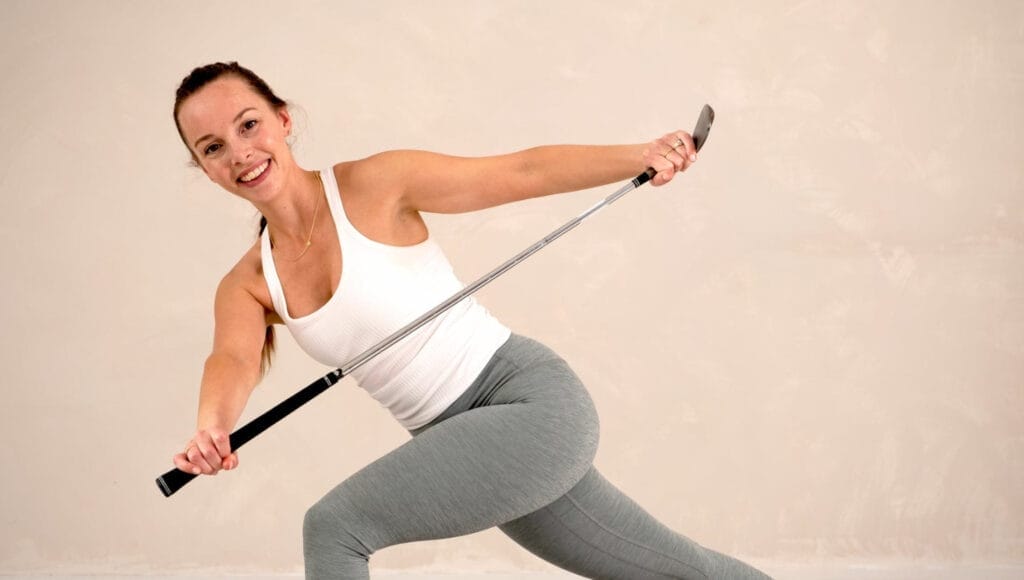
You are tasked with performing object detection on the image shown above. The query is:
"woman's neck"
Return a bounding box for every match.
[257,166,323,250]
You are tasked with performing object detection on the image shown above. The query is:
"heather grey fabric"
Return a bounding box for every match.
[303,334,771,580]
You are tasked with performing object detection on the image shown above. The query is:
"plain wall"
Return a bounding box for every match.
[1,0,1021,575]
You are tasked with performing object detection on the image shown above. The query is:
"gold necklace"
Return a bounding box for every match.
[273,172,324,262]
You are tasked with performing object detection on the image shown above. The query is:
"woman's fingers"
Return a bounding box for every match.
[187,443,218,474]
[195,433,224,473]
[211,431,233,464]
[211,433,238,470]
[174,428,238,476]
[172,448,238,475]
[642,142,676,185]
[672,131,698,162]
[173,451,200,475]
[644,131,698,186]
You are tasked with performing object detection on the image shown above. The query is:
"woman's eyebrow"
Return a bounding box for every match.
[192,107,258,148]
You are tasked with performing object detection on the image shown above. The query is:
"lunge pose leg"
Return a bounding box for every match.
[302,335,600,577]
[303,336,770,579]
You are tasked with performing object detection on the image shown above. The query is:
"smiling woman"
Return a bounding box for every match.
[172,62,295,375]
[166,61,769,580]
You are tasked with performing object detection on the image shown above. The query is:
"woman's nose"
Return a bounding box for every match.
[231,142,254,165]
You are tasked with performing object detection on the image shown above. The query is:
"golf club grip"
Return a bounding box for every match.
[156,370,344,497]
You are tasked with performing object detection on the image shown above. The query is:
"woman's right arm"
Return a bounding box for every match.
[172,268,268,476]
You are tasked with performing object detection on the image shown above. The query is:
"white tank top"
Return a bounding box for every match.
[260,167,511,430]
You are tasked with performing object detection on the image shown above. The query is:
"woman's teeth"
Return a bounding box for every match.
[239,161,269,182]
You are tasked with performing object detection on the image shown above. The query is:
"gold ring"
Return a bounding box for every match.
[672,138,684,149]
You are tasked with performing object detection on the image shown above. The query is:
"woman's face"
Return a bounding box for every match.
[176,75,293,202]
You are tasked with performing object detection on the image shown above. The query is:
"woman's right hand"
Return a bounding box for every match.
[173,427,239,475]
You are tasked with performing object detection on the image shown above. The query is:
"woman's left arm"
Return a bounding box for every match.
[379,131,698,214]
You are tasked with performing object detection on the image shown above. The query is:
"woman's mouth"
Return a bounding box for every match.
[237,160,271,186]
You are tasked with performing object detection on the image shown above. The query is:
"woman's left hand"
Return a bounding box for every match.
[642,131,698,186]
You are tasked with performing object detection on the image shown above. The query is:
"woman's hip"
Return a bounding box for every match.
[411,333,599,438]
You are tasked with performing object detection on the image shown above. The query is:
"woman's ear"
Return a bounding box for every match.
[277,106,292,137]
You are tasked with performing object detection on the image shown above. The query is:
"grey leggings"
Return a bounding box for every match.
[303,334,771,579]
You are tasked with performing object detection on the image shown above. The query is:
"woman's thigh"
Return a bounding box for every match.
[304,350,600,554]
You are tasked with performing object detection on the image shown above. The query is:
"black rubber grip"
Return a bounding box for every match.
[156,467,197,497]
[633,168,657,187]
[156,370,344,497]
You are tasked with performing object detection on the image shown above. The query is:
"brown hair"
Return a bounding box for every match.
[173,62,284,376]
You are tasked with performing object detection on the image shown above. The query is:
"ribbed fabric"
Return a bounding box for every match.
[260,167,511,430]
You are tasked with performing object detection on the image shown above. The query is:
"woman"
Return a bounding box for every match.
[170,62,770,580]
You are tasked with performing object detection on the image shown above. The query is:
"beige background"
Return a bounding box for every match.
[1,0,1022,576]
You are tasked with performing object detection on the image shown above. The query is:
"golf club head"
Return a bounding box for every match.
[692,104,714,152]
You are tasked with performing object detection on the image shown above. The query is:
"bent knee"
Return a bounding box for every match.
[302,500,334,540]
[530,365,601,485]
[303,498,374,559]
[551,365,601,462]
[565,391,600,469]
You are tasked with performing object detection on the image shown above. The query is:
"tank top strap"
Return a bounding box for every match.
[320,166,361,247]
[260,226,289,319]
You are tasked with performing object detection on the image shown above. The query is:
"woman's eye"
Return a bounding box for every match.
[203,143,221,156]
[243,119,258,131]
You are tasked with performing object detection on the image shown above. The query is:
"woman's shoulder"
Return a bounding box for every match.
[221,240,282,326]
[329,155,406,205]
[328,157,430,245]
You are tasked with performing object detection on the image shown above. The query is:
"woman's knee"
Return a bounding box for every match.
[551,362,601,461]
[303,495,374,560]
[524,361,601,488]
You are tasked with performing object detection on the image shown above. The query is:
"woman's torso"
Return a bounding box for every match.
[240,162,425,323]
[234,161,510,430]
